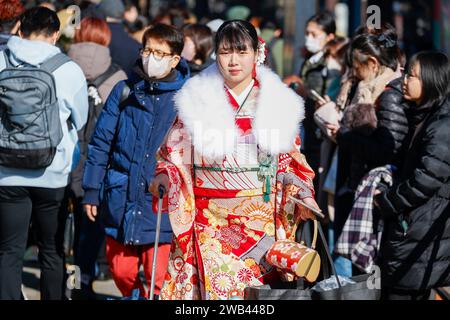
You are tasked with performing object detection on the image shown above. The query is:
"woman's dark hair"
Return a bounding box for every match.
[19,6,60,38]
[142,23,184,55]
[408,51,450,108]
[183,24,213,64]
[306,11,336,35]
[351,22,400,70]
[351,28,399,71]
[214,19,258,53]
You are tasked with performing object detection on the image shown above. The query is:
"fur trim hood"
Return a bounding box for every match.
[173,63,304,159]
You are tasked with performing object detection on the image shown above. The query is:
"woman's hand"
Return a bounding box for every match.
[325,123,340,139]
[297,196,323,221]
[316,95,331,108]
[149,174,169,198]
[302,197,320,211]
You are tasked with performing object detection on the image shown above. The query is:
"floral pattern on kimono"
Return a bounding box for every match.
[156,83,316,300]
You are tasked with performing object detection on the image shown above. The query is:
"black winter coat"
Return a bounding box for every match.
[337,77,411,190]
[376,98,450,291]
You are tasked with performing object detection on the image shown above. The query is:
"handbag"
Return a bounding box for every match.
[244,278,313,300]
[265,219,321,283]
[313,101,342,140]
[245,218,320,300]
[245,214,381,300]
[310,224,381,300]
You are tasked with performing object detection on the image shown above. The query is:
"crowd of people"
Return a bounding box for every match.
[0,0,448,301]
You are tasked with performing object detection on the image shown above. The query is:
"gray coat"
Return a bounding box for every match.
[68,42,127,102]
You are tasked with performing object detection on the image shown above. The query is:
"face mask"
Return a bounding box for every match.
[305,35,325,54]
[142,54,172,78]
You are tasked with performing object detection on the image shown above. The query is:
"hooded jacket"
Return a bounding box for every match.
[0,36,88,188]
[68,41,127,101]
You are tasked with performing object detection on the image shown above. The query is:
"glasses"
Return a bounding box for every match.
[139,47,173,60]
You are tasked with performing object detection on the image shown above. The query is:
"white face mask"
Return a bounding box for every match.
[305,35,325,54]
[142,54,172,78]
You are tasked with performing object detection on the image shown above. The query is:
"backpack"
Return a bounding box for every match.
[70,67,128,198]
[0,49,72,169]
[80,63,121,149]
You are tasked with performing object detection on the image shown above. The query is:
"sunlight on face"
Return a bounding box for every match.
[403,62,423,103]
[216,41,257,87]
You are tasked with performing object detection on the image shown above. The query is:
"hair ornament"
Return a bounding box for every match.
[256,37,267,65]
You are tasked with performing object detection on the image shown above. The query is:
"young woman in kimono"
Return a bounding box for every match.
[150,20,319,300]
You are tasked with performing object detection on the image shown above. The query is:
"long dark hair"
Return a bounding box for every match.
[351,28,399,71]
[183,24,213,64]
[214,20,258,53]
[408,51,450,109]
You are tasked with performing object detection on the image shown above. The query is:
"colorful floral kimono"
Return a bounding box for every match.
[157,64,316,300]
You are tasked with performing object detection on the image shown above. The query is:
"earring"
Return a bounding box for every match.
[252,63,257,79]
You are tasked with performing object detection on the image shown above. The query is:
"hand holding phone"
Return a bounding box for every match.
[309,89,327,105]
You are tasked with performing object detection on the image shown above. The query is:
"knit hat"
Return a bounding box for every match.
[97,0,125,19]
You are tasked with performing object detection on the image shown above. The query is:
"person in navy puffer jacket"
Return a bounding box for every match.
[82,23,189,299]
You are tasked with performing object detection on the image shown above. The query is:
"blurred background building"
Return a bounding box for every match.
[137,0,450,75]
[36,0,450,75]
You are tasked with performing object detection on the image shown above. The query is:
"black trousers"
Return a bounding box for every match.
[0,186,66,300]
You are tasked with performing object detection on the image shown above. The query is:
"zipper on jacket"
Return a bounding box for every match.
[132,98,156,244]
[130,209,136,244]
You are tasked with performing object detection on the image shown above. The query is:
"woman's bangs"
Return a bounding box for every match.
[217,29,253,52]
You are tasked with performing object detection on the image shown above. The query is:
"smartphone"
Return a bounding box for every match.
[288,195,325,219]
[309,89,327,104]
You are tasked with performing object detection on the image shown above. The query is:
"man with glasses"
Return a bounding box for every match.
[81,23,189,299]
